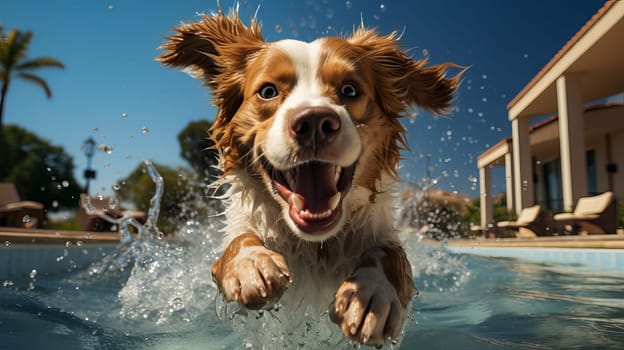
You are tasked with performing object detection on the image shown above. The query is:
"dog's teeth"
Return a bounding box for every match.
[328,192,341,211]
[334,166,342,184]
[291,194,304,212]
[299,208,334,220]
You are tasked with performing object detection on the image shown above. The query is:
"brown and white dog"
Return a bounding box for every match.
[160,11,459,347]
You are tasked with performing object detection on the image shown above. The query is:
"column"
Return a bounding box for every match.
[504,151,515,213]
[479,166,493,229]
[556,74,587,212]
[512,116,534,214]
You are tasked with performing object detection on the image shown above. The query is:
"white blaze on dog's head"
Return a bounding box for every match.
[263,39,361,170]
[159,11,461,242]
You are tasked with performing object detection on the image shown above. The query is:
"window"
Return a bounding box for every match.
[587,149,597,195]
[543,159,563,212]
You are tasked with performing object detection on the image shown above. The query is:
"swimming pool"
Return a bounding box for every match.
[1,233,623,349]
[450,245,624,274]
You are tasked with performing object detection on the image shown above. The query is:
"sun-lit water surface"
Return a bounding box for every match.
[2,231,624,349]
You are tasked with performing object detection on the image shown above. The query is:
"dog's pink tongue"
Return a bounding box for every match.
[293,162,336,212]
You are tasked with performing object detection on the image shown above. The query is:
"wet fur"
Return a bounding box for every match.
[160,10,460,347]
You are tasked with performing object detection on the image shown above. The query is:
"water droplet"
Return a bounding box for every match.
[171,297,184,311]
[62,180,69,188]
[29,269,37,279]
[109,196,119,209]
[523,53,529,59]
[3,280,14,288]
[112,183,121,191]
[380,4,386,12]
[121,112,128,119]
[481,74,487,80]
[22,215,31,223]
[93,127,99,132]
[275,24,282,33]
[4,241,11,247]
[85,196,96,214]
[104,162,110,168]
[141,126,149,134]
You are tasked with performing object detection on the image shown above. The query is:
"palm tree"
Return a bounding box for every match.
[0,25,65,132]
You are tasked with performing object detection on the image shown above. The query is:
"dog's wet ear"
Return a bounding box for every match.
[158,11,264,85]
[347,26,464,116]
[158,11,265,123]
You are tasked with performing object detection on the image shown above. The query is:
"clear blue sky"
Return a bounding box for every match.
[1,0,605,198]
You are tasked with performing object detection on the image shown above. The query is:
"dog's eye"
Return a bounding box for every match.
[258,84,279,100]
[340,83,358,98]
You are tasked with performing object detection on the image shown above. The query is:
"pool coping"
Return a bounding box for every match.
[0,227,121,245]
[3,227,624,248]
[447,234,624,249]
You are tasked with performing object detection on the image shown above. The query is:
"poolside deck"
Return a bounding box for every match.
[0,227,121,245]
[2,226,624,249]
[449,234,624,249]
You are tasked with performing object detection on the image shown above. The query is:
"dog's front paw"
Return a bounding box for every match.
[213,247,292,310]
[329,267,405,347]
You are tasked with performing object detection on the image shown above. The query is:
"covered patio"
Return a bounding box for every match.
[478,0,624,231]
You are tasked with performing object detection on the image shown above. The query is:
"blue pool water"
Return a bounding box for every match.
[1,235,623,349]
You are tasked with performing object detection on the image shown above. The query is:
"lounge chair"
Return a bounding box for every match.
[553,192,616,235]
[77,194,145,232]
[496,205,551,238]
[0,183,46,228]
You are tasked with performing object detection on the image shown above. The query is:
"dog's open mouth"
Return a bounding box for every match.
[268,161,355,234]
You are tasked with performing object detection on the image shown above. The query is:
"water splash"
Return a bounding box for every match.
[76,161,471,348]
[81,160,224,327]
[86,160,166,277]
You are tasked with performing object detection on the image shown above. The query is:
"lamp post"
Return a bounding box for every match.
[82,137,97,195]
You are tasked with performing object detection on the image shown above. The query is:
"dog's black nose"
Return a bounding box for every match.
[289,107,341,147]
